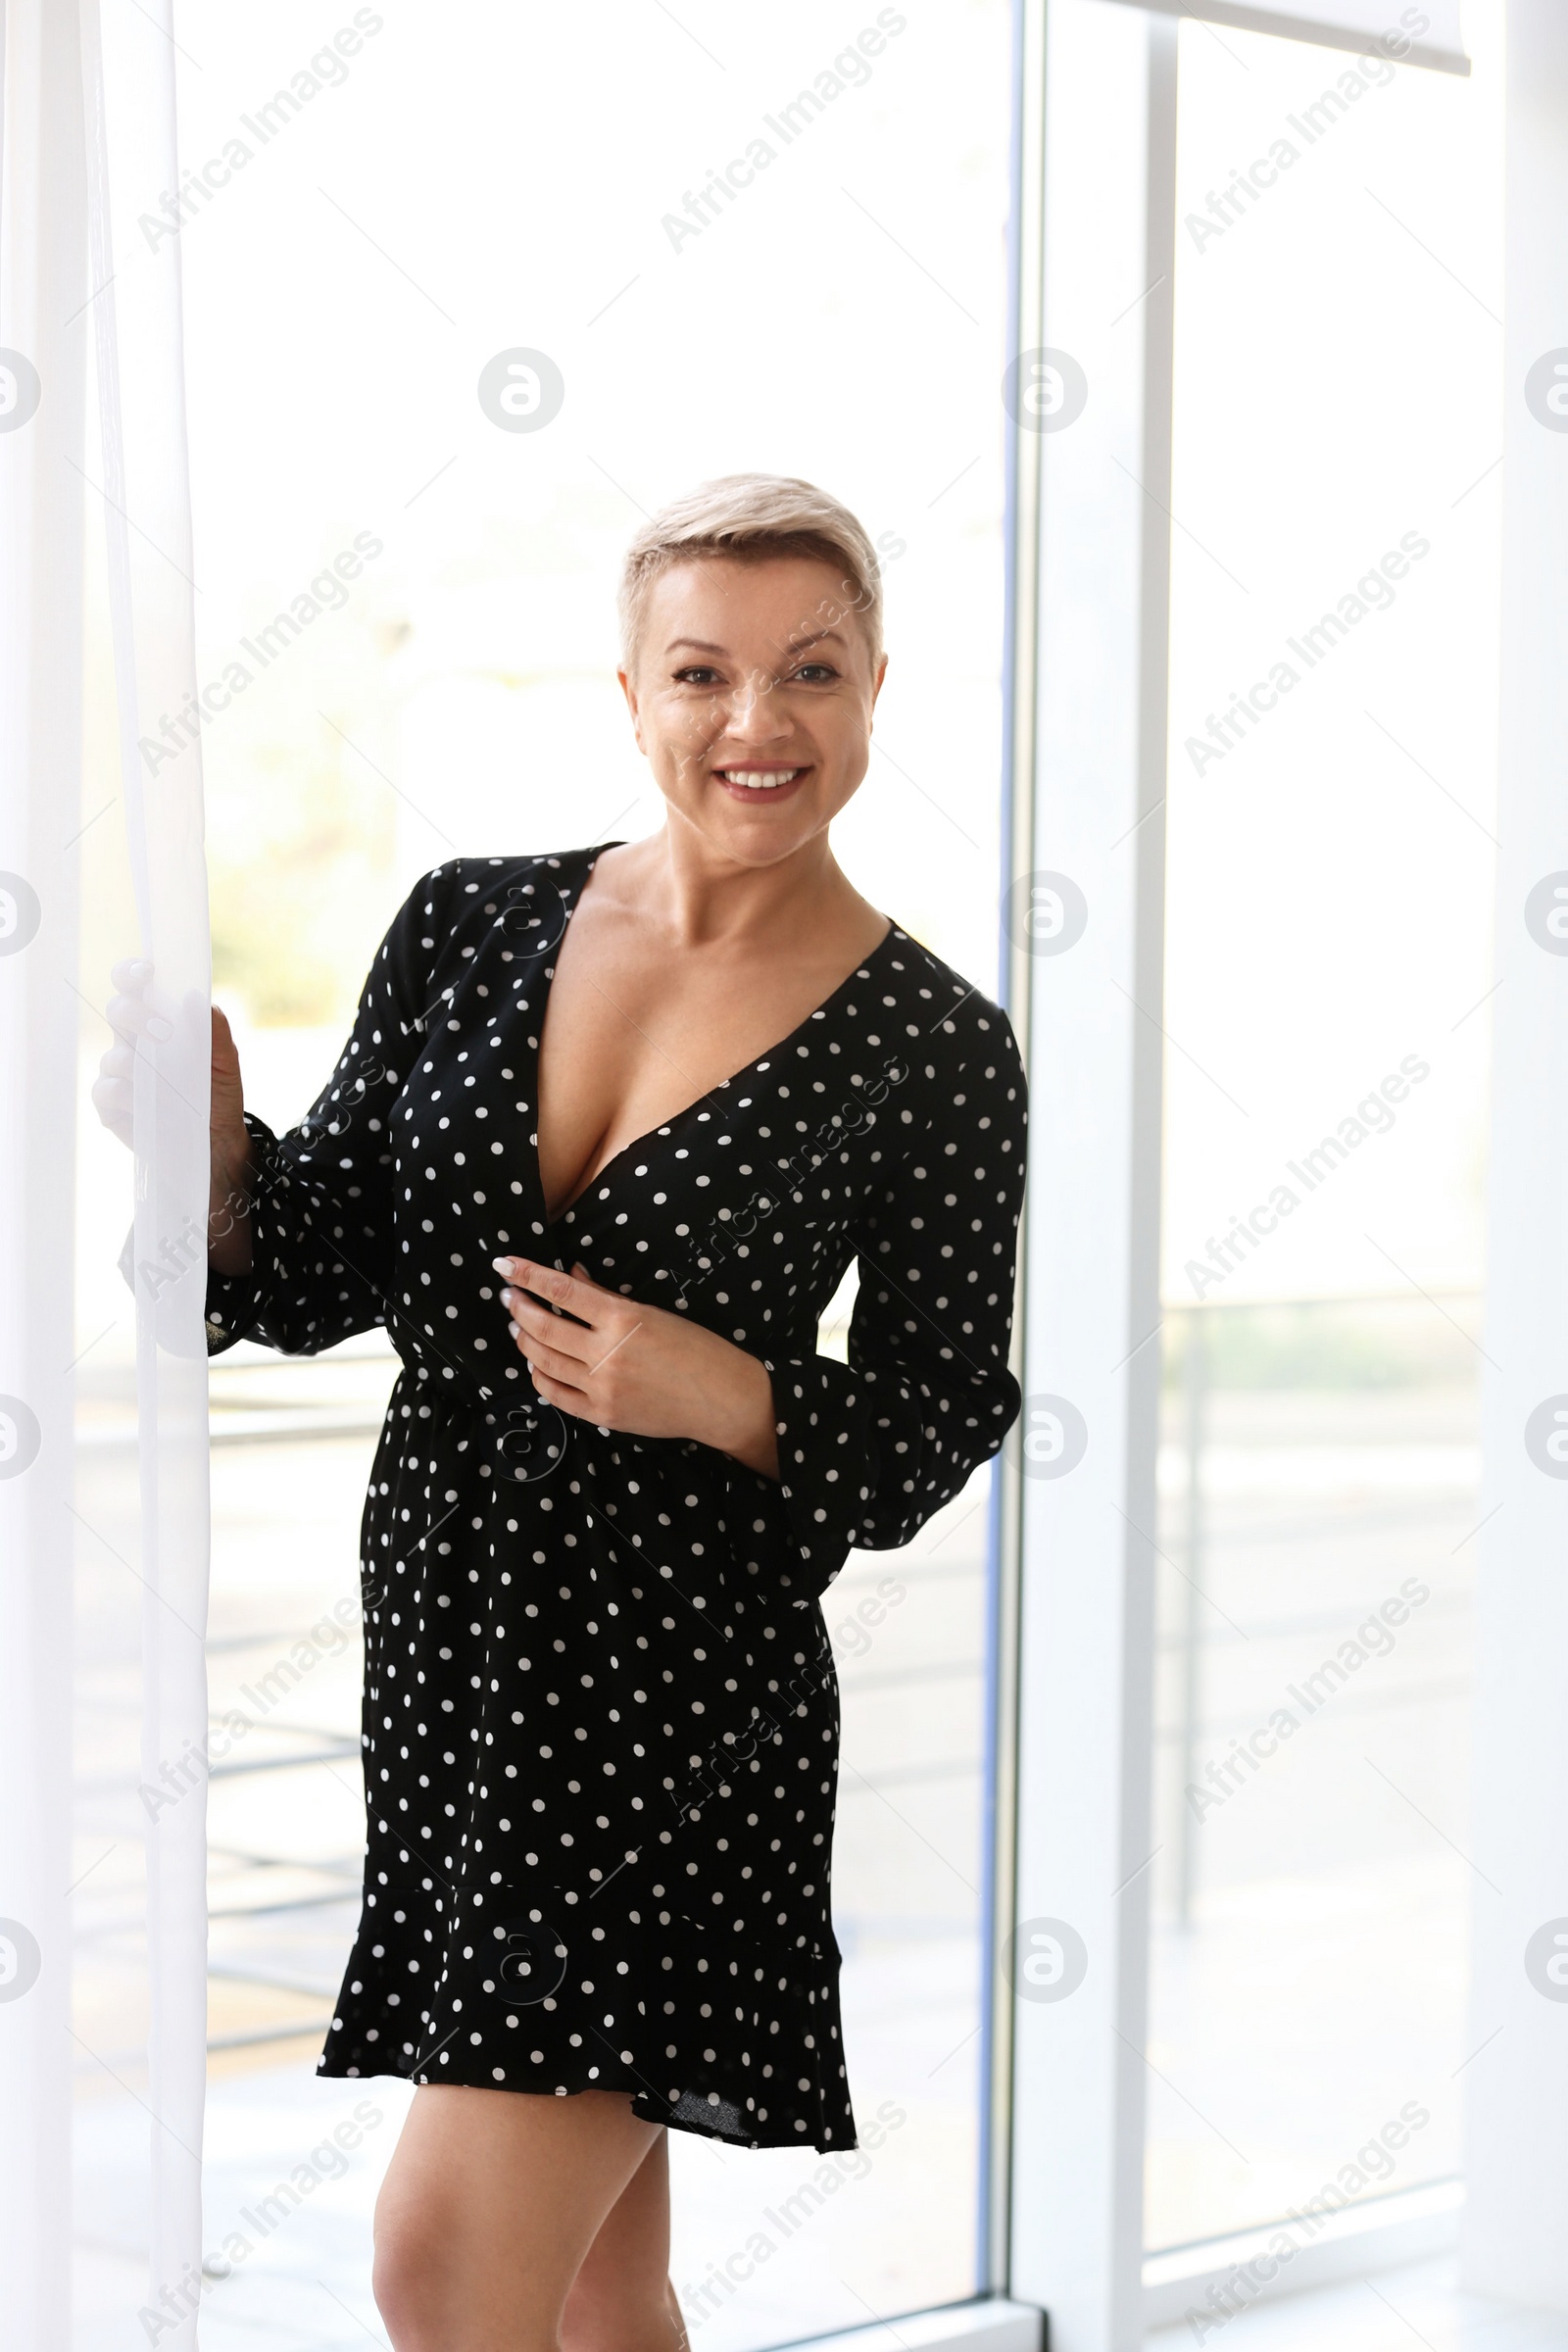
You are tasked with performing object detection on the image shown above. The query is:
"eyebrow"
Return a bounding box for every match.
[783,627,848,656]
[662,629,849,658]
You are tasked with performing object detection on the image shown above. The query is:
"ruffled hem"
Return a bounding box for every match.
[317,2037,857,2153]
[314,1885,858,2154]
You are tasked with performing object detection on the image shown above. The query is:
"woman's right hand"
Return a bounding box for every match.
[92,963,256,1275]
[208,1004,255,1275]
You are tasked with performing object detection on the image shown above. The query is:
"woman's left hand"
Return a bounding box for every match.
[493,1256,780,1480]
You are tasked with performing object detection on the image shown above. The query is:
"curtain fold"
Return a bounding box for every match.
[3,0,212,2341]
[0,4,87,2346]
[78,0,213,2339]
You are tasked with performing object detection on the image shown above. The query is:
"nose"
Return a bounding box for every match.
[720,667,794,748]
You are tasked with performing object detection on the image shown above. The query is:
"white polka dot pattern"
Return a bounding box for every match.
[205,843,1027,2151]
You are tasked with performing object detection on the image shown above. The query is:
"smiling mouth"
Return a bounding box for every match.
[712,765,808,793]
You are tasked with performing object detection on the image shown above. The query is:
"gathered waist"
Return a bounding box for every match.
[381,1359,721,1487]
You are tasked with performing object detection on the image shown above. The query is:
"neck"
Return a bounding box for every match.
[596,819,856,953]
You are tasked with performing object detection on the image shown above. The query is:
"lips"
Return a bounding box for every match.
[712,765,808,802]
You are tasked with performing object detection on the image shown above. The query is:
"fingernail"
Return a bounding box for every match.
[499,1286,514,1306]
[492,1256,515,1276]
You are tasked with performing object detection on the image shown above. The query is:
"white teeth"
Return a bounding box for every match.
[719,768,800,789]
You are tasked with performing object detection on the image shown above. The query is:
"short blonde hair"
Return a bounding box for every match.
[617,472,884,675]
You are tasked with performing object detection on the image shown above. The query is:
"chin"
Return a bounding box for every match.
[710,814,823,868]
[663,783,829,863]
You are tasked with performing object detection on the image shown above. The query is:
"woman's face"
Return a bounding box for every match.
[619,553,887,867]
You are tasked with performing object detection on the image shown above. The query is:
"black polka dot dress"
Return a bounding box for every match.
[205,842,1027,2151]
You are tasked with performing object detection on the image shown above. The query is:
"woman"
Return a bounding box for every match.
[112,475,1027,2350]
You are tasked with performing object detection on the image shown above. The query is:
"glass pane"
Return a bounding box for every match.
[1146,6,1501,2255]
[163,5,1013,2341]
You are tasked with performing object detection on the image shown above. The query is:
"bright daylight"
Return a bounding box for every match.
[2,2,1563,2350]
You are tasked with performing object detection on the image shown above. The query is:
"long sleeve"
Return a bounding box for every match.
[204,868,451,1358]
[763,995,1027,1598]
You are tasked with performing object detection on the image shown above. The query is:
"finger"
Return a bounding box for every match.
[106,990,172,1048]
[566,1262,619,1317]
[528,1366,592,1415]
[89,1072,134,1146]
[109,957,153,994]
[504,1301,584,1373]
[492,1256,598,1323]
[502,1287,595,1365]
[512,1327,587,1387]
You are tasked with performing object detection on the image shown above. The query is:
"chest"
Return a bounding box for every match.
[383,945,903,1299]
[384,1010,866,1380]
[533,925,870,1223]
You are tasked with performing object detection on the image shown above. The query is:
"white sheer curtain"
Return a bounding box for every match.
[0,4,86,2346]
[1,0,211,2342]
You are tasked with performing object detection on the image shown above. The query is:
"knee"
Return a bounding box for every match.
[371,2206,452,2350]
[373,2201,563,2352]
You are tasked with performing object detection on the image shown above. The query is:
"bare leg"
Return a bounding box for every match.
[562,2130,687,2352]
[372,2084,662,2352]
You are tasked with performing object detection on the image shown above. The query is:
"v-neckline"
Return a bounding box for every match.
[535,842,899,1228]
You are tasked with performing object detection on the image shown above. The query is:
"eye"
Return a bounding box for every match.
[791,662,839,684]
[672,665,723,686]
